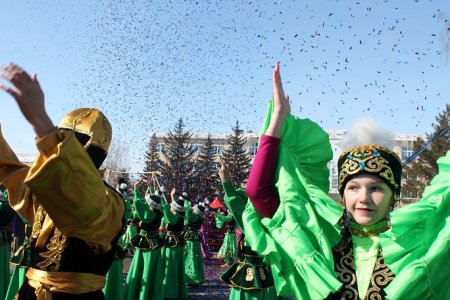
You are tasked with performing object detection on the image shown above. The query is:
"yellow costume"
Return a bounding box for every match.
[0,108,124,299]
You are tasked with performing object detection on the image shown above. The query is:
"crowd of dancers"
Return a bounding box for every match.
[0,62,448,299]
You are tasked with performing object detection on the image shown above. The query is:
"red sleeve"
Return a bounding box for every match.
[245,135,280,218]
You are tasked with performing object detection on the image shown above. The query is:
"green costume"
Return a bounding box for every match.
[241,102,450,299]
[183,201,205,285]
[124,189,164,300]
[215,212,238,265]
[220,181,278,300]
[0,189,14,300]
[102,195,131,300]
[162,197,188,299]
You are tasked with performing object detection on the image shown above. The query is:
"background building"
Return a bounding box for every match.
[152,130,420,200]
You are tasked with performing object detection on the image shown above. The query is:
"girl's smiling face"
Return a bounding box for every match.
[344,174,393,226]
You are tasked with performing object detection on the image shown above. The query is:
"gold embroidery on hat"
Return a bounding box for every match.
[339,145,399,191]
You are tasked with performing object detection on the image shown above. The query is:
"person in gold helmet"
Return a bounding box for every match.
[0,63,125,299]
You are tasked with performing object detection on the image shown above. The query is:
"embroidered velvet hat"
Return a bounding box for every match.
[338,144,402,197]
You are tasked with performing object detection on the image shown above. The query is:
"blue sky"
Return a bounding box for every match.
[0,0,449,172]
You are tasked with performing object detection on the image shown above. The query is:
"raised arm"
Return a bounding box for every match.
[0,63,54,138]
[246,63,290,218]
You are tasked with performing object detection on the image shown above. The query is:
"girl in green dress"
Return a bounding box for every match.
[243,62,450,299]
[102,179,132,300]
[162,189,188,299]
[124,180,165,300]
[215,210,238,268]
[183,200,207,285]
[218,164,279,300]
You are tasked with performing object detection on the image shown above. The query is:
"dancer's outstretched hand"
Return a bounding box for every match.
[265,62,290,138]
[0,63,53,137]
[218,162,230,182]
[272,62,290,117]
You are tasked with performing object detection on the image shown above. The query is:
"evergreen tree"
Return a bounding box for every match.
[402,104,450,200]
[161,118,196,192]
[220,121,251,187]
[140,133,163,180]
[193,134,220,200]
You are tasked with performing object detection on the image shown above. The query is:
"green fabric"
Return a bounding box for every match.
[184,239,205,284]
[222,181,248,230]
[352,236,380,299]
[123,223,138,249]
[184,200,198,224]
[242,102,450,299]
[1,244,10,300]
[123,198,132,221]
[214,212,233,229]
[229,286,279,300]
[124,248,164,300]
[379,150,450,300]
[134,189,156,222]
[5,266,27,300]
[242,102,344,299]
[218,232,238,263]
[102,259,124,300]
[162,246,188,299]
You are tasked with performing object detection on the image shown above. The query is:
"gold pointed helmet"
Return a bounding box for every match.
[58,108,112,153]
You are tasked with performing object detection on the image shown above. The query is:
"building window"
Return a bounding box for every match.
[401,146,414,162]
[249,142,258,156]
[213,146,223,155]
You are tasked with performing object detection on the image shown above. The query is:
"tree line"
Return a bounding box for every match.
[105,104,449,204]
[140,119,251,203]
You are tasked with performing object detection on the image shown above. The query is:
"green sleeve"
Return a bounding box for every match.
[241,101,344,299]
[214,212,233,228]
[222,181,247,229]
[214,213,225,228]
[379,150,450,300]
[133,189,156,223]
[123,199,132,221]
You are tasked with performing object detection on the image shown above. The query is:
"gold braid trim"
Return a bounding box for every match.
[365,251,394,300]
[334,239,358,299]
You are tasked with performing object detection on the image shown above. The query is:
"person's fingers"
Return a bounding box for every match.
[0,84,20,98]
[32,74,39,84]
[1,64,33,90]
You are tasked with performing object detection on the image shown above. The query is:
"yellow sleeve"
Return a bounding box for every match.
[0,125,34,224]
[25,128,124,253]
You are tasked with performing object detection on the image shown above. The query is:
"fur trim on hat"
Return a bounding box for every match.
[145,193,162,210]
[193,202,208,217]
[171,199,185,212]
